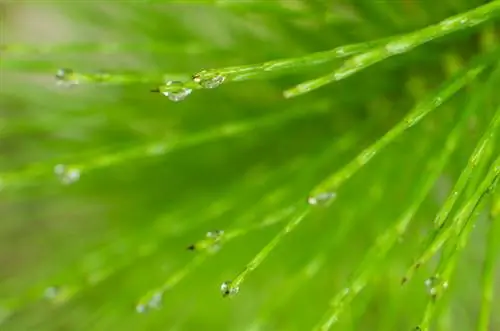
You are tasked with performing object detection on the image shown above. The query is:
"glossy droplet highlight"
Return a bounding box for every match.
[425,276,448,298]
[307,192,336,206]
[55,68,78,86]
[136,304,147,314]
[54,164,80,185]
[193,73,225,89]
[147,292,163,309]
[220,280,239,298]
[162,81,192,102]
[188,229,225,252]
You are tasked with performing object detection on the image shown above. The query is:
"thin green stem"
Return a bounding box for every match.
[403,106,500,283]
[223,204,310,296]
[0,104,329,190]
[477,192,500,331]
[155,37,392,94]
[284,1,500,97]
[308,52,493,201]
[314,98,470,331]
[405,155,500,287]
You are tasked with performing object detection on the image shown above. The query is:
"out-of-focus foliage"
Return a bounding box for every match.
[1,1,499,330]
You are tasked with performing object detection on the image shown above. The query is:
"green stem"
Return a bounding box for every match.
[284,0,500,97]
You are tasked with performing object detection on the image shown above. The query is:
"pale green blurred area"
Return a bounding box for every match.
[0,1,498,330]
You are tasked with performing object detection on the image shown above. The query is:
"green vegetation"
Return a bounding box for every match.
[1,1,499,330]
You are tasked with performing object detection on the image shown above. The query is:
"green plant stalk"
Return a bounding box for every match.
[284,0,500,97]
[403,106,500,283]
[0,103,330,190]
[406,155,500,285]
[418,174,498,331]
[314,99,471,331]
[433,66,500,228]
[224,204,310,296]
[477,191,500,331]
[308,54,489,201]
[155,37,392,94]
[135,204,298,310]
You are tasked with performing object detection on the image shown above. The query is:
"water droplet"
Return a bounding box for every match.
[206,230,224,239]
[162,81,192,102]
[193,74,225,89]
[147,292,163,309]
[43,286,60,300]
[54,164,80,185]
[55,68,78,86]
[385,41,411,54]
[424,276,447,297]
[307,192,336,206]
[359,150,376,164]
[220,280,239,297]
[136,304,147,314]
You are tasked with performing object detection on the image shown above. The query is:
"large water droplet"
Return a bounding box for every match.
[307,192,336,206]
[54,164,80,185]
[193,74,225,89]
[55,68,78,86]
[220,280,239,298]
[162,81,192,102]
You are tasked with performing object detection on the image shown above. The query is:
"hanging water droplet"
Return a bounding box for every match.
[147,292,163,309]
[220,280,239,297]
[54,164,80,185]
[136,304,147,314]
[162,81,192,102]
[193,74,225,89]
[55,68,78,86]
[307,192,336,206]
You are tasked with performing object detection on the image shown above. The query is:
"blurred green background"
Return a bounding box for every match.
[1,1,499,330]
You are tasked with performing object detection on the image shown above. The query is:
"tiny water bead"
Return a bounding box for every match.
[54,164,80,185]
[187,230,225,252]
[424,276,448,298]
[135,291,163,314]
[193,73,225,89]
[55,68,78,86]
[43,286,60,300]
[162,80,192,102]
[307,192,336,206]
[220,280,239,298]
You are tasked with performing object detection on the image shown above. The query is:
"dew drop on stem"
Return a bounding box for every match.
[193,73,225,89]
[54,164,80,185]
[220,280,239,298]
[307,192,336,206]
[55,68,78,86]
[162,80,192,102]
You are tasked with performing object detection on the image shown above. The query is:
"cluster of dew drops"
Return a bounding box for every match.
[54,68,226,102]
[160,73,225,102]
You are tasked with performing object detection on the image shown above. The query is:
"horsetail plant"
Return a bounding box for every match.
[1,1,500,331]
